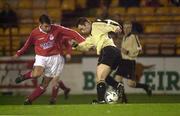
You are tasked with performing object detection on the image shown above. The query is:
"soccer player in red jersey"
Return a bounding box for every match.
[13,14,84,105]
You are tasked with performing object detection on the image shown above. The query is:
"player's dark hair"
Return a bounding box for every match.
[39,14,51,24]
[76,17,91,27]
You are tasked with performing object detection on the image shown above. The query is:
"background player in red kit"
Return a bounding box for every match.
[13,14,84,105]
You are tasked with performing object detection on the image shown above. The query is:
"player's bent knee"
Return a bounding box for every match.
[127,80,136,88]
[32,66,44,78]
[97,64,111,81]
[41,77,52,89]
[115,75,123,82]
[31,73,42,78]
[40,83,49,89]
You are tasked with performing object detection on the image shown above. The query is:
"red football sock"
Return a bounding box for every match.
[50,85,60,101]
[27,86,45,102]
[58,80,68,91]
[23,71,32,80]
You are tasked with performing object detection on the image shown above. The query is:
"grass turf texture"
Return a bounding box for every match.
[0,94,180,116]
[0,104,180,116]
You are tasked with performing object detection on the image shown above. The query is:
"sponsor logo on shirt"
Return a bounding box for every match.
[40,40,54,49]
[49,34,54,40]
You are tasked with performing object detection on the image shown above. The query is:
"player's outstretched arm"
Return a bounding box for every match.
[63,37,72,62]
[59,26,85,43]
[71,37,94,52]
[15,34,33,56]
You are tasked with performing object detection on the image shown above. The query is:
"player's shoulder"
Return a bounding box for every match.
[92,19,104,26]
[30,27,39,35]
[52,24,69,30]
[51,24,61,29]
[91,22,104,32]
[93,19,119,26]
[92,21,104,27]
[52,24,61,27]
[130,33,138,38]
[123,33,137,40]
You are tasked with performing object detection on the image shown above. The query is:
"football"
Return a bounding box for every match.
[105,89,119,104]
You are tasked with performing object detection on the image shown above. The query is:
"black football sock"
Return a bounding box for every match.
[97,81,106,101]
[135,83,148,90]
[105,75,120,89]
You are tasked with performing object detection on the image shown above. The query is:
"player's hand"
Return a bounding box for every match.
[121,48,129,55]
[12,54,19,60]
[69,40,78,48]
[65,54,71,62]
[115,26,122,34]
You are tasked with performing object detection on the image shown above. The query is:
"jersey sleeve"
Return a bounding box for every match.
[92,22,120,35]
[63,37,72,55]
[58,26,85,43]
[16,33,33,56]
[76,37,94,51]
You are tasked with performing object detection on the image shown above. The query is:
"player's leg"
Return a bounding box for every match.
[105,74,124,92]
[49,78,71,104]
[15,66,44,83]
[127,79,152,96]
[114,75,123,83]
[49,76,60,104]
[114,74,125,93]
[94,46,126,103]
[56,56,71,100]
[127,61,152,96]
[58,80,71,100]
[49,54,66,104]
[113,60,137,103]
[24,76,52,105]
[95,64,125,103]
[113,74,127,103]
[15,55,45,83]
[96,64,111,103]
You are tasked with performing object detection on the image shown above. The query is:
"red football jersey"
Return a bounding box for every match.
[16,24,84,56]
[58,36,72,55]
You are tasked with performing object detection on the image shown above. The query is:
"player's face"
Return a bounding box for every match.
[40,23,51,33]
[78,22,91,35]
[123,23,132,35]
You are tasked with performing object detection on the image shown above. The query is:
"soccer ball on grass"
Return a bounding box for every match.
[104,89,119,104]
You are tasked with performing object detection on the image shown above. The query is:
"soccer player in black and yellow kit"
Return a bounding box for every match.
[74,17,126,104]
[115,21,152,96]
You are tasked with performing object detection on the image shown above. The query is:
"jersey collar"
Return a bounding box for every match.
[39,26,47,34]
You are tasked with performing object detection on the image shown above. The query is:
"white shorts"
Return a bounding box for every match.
[34,54,64,78]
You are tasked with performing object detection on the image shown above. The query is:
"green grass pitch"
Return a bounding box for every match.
[0,94,180,116]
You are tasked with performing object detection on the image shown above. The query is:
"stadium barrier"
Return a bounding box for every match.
[0,56,179,95]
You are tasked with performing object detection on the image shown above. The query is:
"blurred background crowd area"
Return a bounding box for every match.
[0,0,180,57]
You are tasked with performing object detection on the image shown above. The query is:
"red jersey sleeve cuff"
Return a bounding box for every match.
[16,51,21,56]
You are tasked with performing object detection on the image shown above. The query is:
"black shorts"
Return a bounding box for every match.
[98,46,121,70]
[116,59,136,80]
